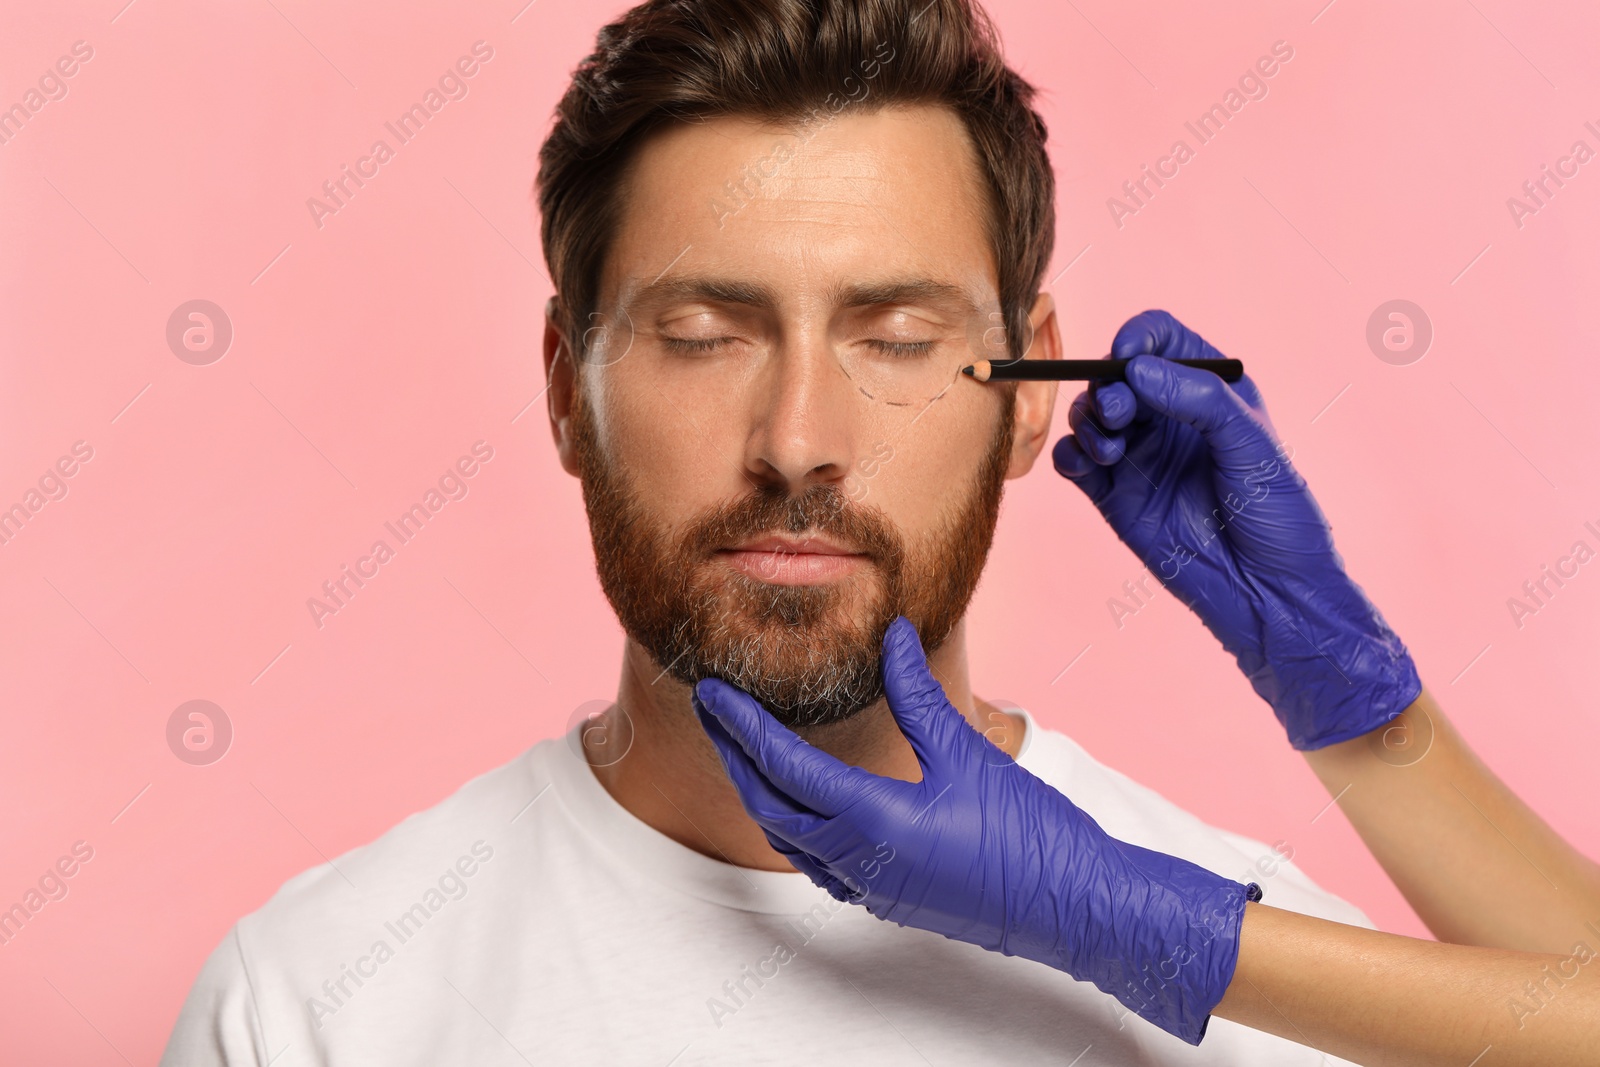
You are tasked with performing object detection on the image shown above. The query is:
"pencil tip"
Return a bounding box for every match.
[961,364,975,376]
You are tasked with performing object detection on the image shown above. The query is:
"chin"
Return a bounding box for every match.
[681,589,892,730]
[751,686,884,731]
[713,563,885,631]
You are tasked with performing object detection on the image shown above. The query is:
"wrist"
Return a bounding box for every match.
[1250,572,1423,750]
[1062,838,1261,1045]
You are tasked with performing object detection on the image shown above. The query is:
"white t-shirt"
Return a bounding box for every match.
[161,708,1367,1066]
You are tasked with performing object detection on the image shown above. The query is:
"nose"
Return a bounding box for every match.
[743,326,859,496]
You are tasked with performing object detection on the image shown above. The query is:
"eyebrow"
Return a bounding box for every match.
[625,275,980,314]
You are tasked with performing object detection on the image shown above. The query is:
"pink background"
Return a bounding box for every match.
[3,0,1598,1060]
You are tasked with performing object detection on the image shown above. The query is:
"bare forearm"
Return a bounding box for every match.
[1213,903,1600,1066]
[1301,686,1600,952]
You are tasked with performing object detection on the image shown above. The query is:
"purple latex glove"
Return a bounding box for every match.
[692,616,1261,1046]
[1053,309,1422,750]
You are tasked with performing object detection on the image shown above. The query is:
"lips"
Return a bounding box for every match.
[723,534,861,556]
[715,532,868,585]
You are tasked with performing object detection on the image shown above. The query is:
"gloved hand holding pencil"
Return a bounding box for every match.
[1051,309,1422,750]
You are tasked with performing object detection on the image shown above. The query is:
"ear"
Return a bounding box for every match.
[543,296,581,478]
[1005,291,1062,480]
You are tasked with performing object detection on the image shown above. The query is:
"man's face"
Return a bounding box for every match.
[563,105,1024,727]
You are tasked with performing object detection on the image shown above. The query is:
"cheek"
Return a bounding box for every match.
[596,372,737,522]
[859,406,994,525]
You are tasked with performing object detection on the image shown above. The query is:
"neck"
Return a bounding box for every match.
[582,616,1024,872]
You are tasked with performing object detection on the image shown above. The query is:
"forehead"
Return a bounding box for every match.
[601,104,998,307]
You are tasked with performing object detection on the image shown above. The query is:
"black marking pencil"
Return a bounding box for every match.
[962,357,1244,383]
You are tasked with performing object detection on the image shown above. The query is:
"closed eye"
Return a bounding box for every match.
[864,339,937,357]
[660,336,734,353]
[662,337,937,356]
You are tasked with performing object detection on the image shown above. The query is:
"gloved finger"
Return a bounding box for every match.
[718,757,855,900]
[1230,371,1267,413]
[769,836,856,902]
[880,616,984,779]
[1067,392,1125,465]
[1123,354,1283,473]
[1051,434,1113,505]
[1091,380,1138,430]
[1110,308,1227,363]
[693,690,831,841]
[752,817,814,866]
[748,811,859,903]
[1110,309,1265,415]
[694,677,871,816]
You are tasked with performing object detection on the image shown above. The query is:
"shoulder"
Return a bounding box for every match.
[158,925,264,1066]
[162,738,564,1060]
[242,738,554,940]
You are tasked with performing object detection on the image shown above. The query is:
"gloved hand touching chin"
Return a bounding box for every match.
[1053,309,1422,750]
[692,616,1262,1046]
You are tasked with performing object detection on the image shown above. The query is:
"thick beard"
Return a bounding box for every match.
[571,386,1014,728]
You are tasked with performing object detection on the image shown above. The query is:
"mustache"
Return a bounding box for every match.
[680,482,902,564]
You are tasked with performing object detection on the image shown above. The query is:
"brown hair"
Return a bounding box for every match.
[535,0,1056,362]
